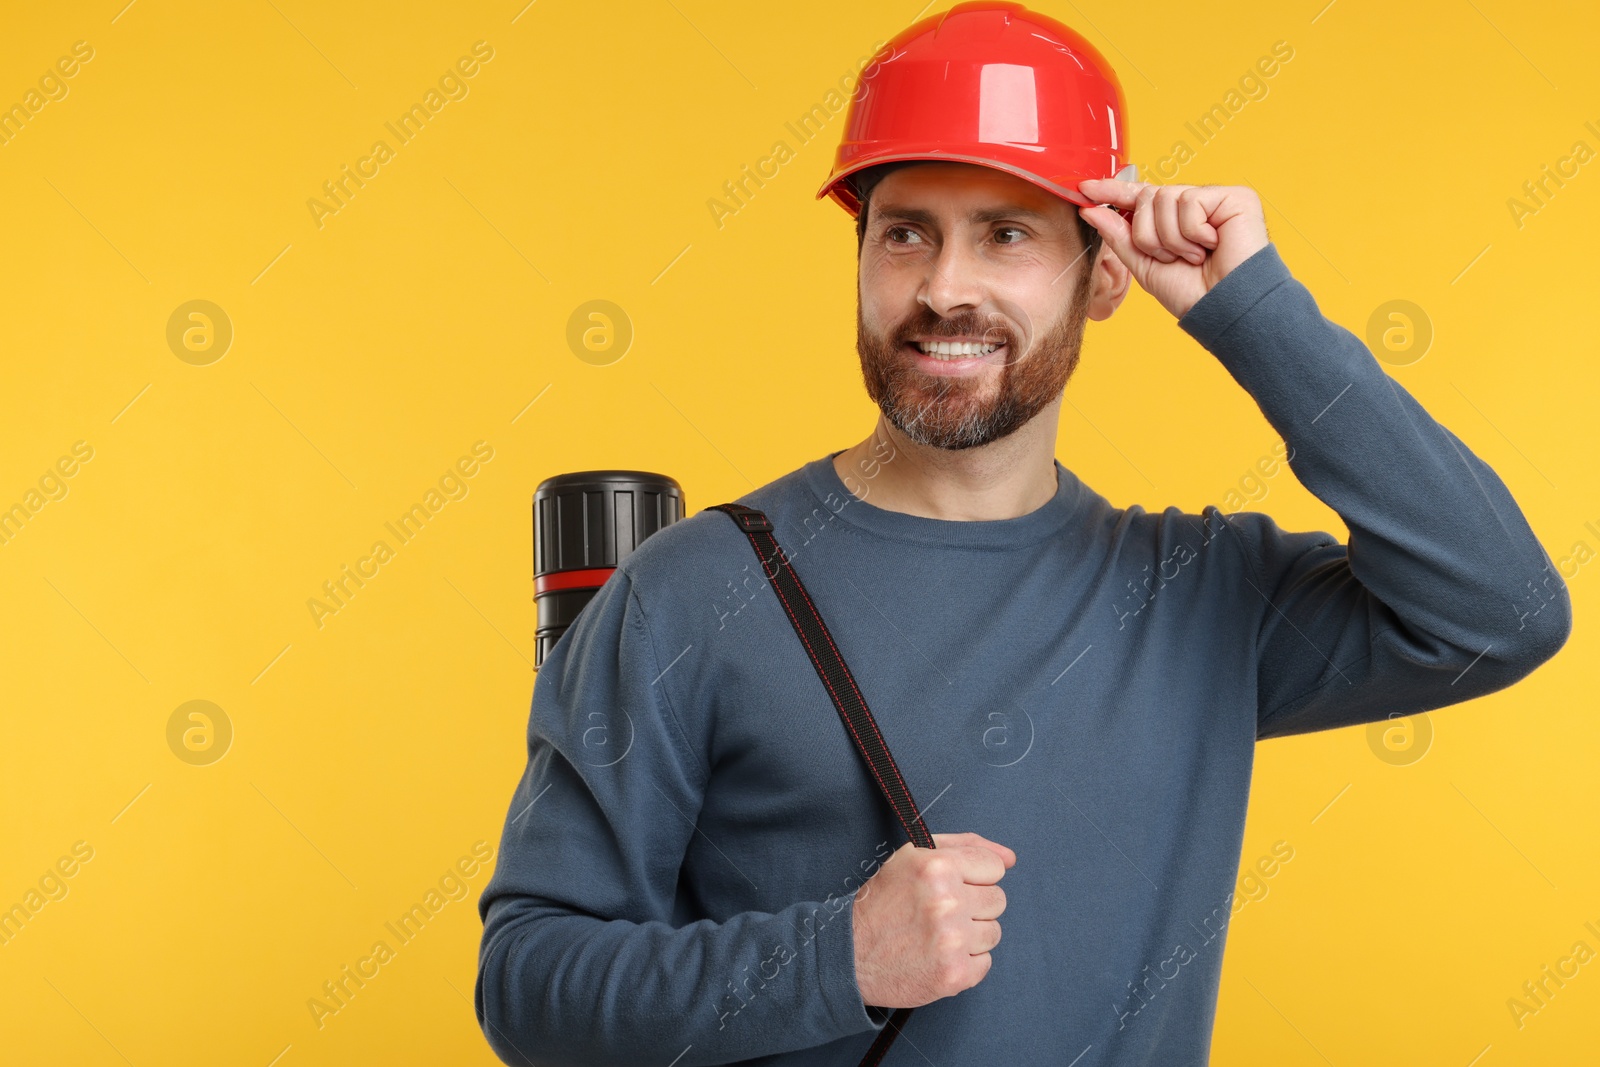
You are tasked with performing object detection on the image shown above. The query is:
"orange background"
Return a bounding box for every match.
[0,1,1594,1064]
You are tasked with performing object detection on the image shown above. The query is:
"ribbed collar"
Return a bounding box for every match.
[800,448,1089,550]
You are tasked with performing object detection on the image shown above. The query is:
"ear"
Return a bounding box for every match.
[1086,243,1132,321]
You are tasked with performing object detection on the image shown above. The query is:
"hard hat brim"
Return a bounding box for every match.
[818,151,1135,219]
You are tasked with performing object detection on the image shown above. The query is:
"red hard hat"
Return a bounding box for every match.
[817,1,1135,219]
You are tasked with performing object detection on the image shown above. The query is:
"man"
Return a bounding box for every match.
[476,5,1571,1065]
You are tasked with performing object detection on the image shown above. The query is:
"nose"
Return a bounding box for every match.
[917,238,985,319]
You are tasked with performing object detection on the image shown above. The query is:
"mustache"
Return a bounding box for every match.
[895,315,1018,346]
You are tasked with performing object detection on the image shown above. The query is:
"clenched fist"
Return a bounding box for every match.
[1077,178,1270,320]
[851,832,1016,1010]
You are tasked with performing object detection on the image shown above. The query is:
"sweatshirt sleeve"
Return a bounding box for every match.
[1176,242,1572,740]
[474,562,885,1067]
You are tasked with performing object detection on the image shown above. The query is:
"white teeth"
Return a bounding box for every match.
[916,340,1001,358]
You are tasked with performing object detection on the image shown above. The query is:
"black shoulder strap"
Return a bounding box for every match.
[707,502,934,850]
[708,501,925,1067]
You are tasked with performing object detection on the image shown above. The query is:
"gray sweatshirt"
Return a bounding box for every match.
[475,242,1572,1066]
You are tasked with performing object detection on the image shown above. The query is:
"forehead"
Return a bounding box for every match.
[869,162,1068,226]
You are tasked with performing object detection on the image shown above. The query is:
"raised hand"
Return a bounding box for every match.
[1077,178,1270,320]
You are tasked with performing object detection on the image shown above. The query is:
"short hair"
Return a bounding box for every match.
[849,161,1103,265]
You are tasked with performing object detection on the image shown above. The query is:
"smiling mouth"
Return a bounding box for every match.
[915,336,1004,354]
[903,339,1007,363]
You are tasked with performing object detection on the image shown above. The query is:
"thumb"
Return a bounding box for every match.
[932,832,1016,868]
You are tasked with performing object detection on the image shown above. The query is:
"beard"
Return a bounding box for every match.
[855,263,1095,451]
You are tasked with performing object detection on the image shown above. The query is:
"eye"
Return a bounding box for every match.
[885,225,922,247]
[993,226,1028,245]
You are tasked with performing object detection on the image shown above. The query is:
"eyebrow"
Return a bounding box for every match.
[871,203,1056,226]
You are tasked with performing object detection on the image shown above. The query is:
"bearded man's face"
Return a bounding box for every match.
[854,162,1098,450]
